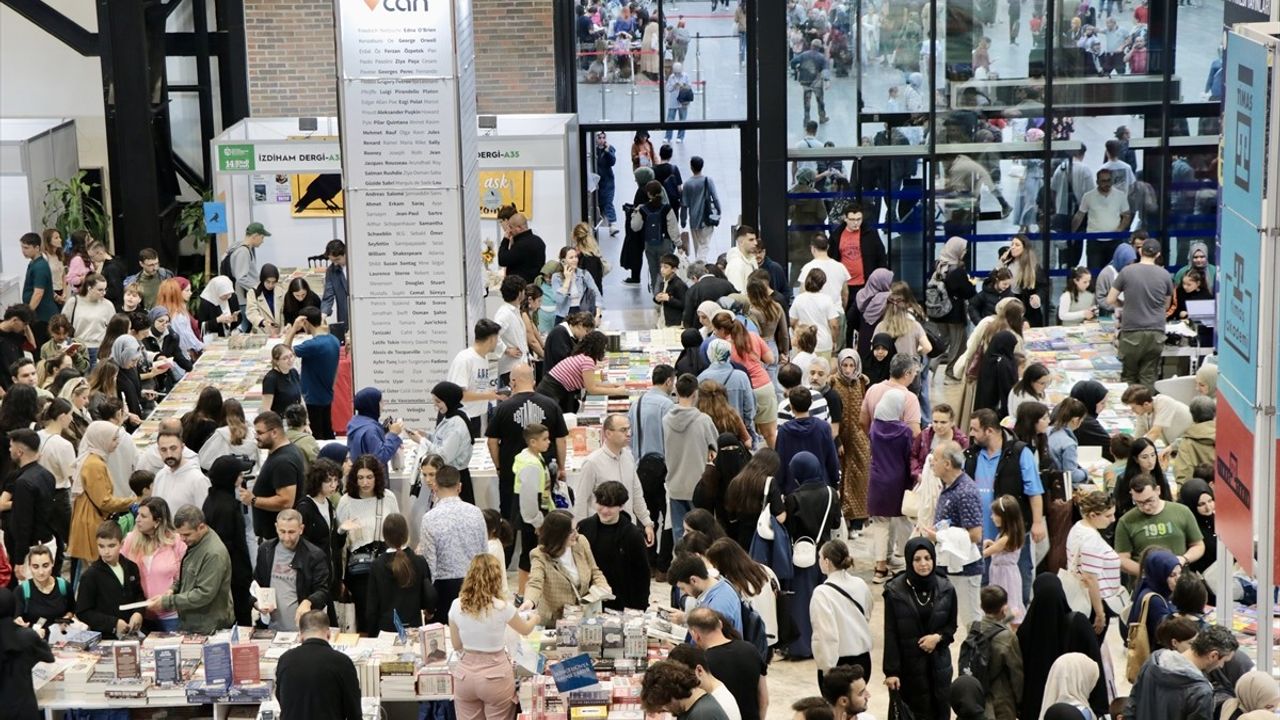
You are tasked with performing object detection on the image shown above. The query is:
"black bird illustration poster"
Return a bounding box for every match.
[291,173,345,217]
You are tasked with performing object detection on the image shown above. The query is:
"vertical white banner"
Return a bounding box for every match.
[334,0,481,426]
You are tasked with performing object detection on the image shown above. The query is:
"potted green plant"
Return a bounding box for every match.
[42,171,108,242]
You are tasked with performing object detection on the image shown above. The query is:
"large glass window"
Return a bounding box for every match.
[574,1,748,125]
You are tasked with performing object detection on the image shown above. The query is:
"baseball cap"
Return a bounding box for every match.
[1141,238,1162,257]
[245,222,272,237]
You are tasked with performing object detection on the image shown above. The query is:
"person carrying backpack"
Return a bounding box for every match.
[811,539,874,684]
[930,236,975,380]
[222,223,270,326]
[630,180,680,293]
[958,585,1023,720]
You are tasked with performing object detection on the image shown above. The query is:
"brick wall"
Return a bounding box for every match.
[244,0,339,117]
[471,0,557,114]
[243,0,556,117]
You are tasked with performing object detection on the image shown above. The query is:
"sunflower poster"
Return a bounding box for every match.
[479,170,532,220]
[290,173,344,217]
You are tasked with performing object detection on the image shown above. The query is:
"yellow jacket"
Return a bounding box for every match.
[68,455,135,561]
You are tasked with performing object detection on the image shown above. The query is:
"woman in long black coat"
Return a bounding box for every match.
[883,537,958,720]
[1017,573,1108,719]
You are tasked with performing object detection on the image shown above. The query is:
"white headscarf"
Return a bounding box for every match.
[200,275,235,313]
[1039,653,1100,720]
[873,388,908,422]
[71,420,121,496]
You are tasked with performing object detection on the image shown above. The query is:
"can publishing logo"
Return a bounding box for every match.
[1234,63,1253,193]
[363,0,429,9]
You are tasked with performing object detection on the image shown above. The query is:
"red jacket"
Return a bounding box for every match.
[0,541,11,588]
[909,427,969,482]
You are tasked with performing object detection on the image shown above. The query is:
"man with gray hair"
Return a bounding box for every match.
[682,260,736,329]
[148,505,234,633]
[253,508,330,630]
[858,354,922,435]
[1172,395,1217,484]
[574,413,655,545]
[920,440,983,626]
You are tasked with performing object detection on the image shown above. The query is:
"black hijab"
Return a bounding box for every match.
[864,332,897,385]
[949,676,986,720]
[904,537,939,595]
[974,330,1020,416]
[1178,478,1216,573]
[675,328,710,377]
[431,381,468,425]
[1018,573,1104,719]
[1070,380,1108,418]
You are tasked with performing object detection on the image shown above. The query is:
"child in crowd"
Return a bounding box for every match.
[1107,432,1133,488]
[972,585,1023,720]
[117,470,155,535]
[982,495,1026,624]
[790,325,818,385]
[122,283,144,313]
[483,508,514,600]
[39,314,90,375]
[514,423,553,592]
[654,254,688,328]
[74,520,144,639]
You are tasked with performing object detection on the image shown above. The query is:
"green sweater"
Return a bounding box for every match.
[162,528,234,633]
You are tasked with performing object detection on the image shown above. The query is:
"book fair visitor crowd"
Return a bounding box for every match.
[0,191,1275,720]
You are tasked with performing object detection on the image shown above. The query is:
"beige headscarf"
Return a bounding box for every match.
[1220,671,1280,718]
[71,420,121,496]
[59,377,91,422]
[1039,653,1099,720]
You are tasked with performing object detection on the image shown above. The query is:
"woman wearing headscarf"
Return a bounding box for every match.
[59,376,92,448]
[1174,241,1218,288]
[883,537,957,720]
[948,675,986,720]
[346,387,404,474]
[693,433,750,530]
[1069,380,1113,459]
[1178,478,1216,576]
[1130,548,1182,647]
[0,586,55,719]
[863,332,896,386]
[854,268,894,359]
[245,263,286,335]
[1196,362,1219,398]
[68,421,136,567]
[868,389,914,583]
[955,297,1025,427]
[934,237,976,379]
[111,334,147,430]
[1039,653,1100,719]
[833,349,871,527]
[141,307,192,392]
[675,327,710,377]
[418,381,476,505]
[1218,671,1280,720]
[1095,242,1136,316]
[698,339,756,428]
[197,274,239,338]
[782,451,841,660]
[973,330,1020,418]
[1018,573,1107,719]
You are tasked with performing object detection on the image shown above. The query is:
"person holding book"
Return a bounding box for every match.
[148,504,234,633]
[75,520,144,639]
[253,509,330,632]
[122,496,186,632]
[275,609,363,720]
[1,586,56,720]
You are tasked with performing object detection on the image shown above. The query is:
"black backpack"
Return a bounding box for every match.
[639,206,668,246]
[220,244,245,282]
[957,620,1003,692]
[740,600,771,665]
[925,270,953,320]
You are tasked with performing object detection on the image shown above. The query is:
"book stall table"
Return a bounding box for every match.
[1020,322,1138,435]
[35,607,690,720]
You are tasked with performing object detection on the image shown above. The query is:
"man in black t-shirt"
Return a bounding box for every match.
[6,429,56,575]
[485,364,567,522]
[688,608,768,720]
[241,411,305,540]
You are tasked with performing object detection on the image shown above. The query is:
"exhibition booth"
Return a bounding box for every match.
[207,114,582,272]
[0,117,80,304]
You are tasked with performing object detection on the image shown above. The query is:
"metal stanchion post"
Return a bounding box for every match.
[627,51,640,95]
[696,33,705,120]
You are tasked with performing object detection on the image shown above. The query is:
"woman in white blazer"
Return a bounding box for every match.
[245,264,287,335]
[811,539,875,686]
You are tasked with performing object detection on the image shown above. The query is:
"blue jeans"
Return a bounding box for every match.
[739,32,747,64]
[146,615,180,632]
[87,347,98,370]
[665,106,688,140]
[915,362,932,419]
[670,499,694,544]
[598,179,617,224]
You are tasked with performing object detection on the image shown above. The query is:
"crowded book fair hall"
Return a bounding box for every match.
[1,0,1280,719]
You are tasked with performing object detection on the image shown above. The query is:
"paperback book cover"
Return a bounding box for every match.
[202,641,233,687]
[231,643,262,684]
[153,645,181,686]
[113,641,142,680]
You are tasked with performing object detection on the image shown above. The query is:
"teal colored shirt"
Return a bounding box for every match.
[23,256,58,321]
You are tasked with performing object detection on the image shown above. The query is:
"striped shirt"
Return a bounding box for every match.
[548,354,598,392]
[1067,521,1123,598]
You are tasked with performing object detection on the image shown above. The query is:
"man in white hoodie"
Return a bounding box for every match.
[661,374,719,543]
[137,418,198,475]
[152,429,211,514]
